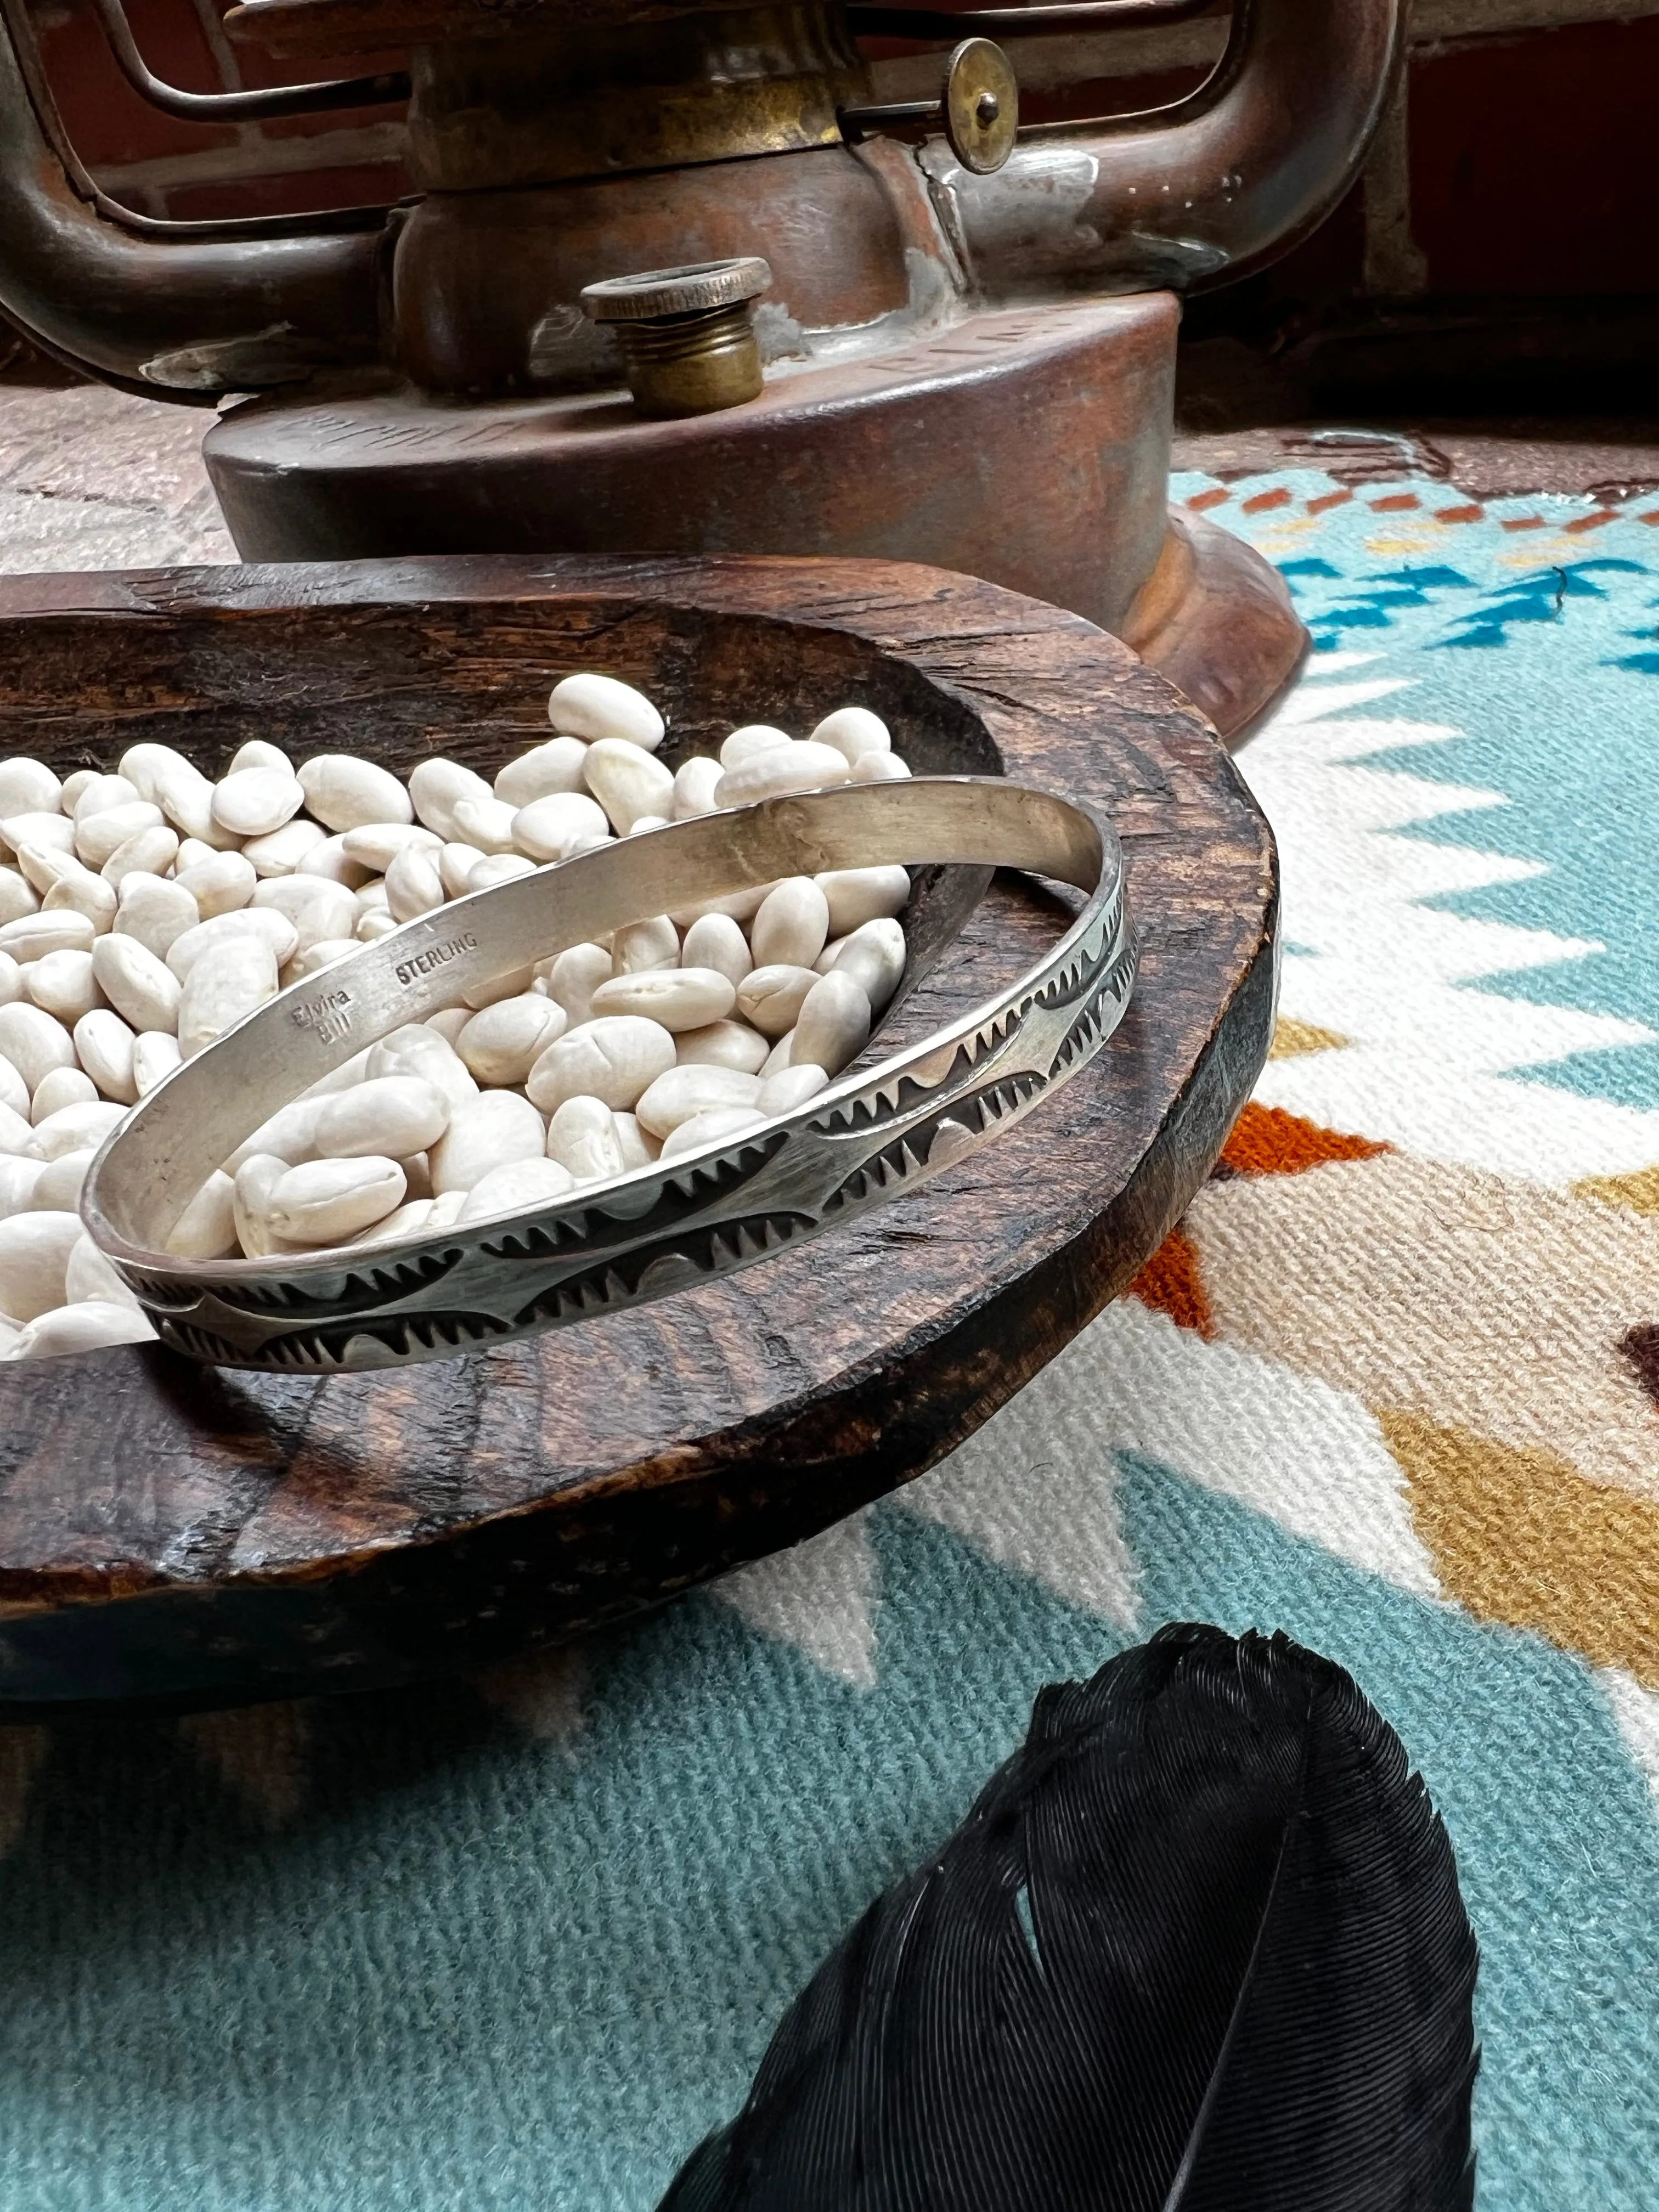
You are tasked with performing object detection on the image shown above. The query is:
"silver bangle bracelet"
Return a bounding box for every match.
[82,777,1135,1373]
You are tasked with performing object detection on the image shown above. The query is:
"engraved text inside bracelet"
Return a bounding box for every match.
[396,933,478,987]
[291,988,355,1047]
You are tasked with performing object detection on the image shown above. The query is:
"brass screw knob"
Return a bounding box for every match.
[944,38,1018,175]
[579,257,772,420]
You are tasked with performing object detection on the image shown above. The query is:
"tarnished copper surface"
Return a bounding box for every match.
[408,2,868,191]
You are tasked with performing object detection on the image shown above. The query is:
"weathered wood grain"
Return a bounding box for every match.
[0,554,1277,1710]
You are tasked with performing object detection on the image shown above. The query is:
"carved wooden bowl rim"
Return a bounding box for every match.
[0,552,1277,1709]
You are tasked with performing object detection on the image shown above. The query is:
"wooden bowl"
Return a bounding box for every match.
[0,554,1276,1711]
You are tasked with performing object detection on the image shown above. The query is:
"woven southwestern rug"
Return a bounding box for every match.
[2,462,1657,2210]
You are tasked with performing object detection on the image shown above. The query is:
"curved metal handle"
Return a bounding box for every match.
[0,0,388,400]
[88,0,408,123]
[918,0,1402,297]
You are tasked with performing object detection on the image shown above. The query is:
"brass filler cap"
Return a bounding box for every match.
[580,257,774,420]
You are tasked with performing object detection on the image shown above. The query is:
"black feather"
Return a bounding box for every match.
[659,1624,1479,2212]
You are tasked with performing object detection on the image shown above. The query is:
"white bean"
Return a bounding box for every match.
[13,839,84,900]
[0,1002,76,1091]
[367,1024,479,1108]
[425,1007,472,1047]
[226,1096,324,1172]
[634,1064,761,1139]
[409,758,493,840]
[27,950,100,1024]
[30,1066,98,1124]
[233,1154,289,1257]
[752,877,830,969]
[0,951,18,1009]
[757,1062,830,1114]
[815,865,911,935]
[545,1095,625,1183]
[792,969,871,1074]
[132,1031,182,1097]
[612,915,679,974]
[667,883,770,929]
[340,821,443,872]
[0,1210,84,1318]
[355,881,390,916]
[165,1170,240,1260]
[101,824,179,888]
[61,774,103,812]
[680,912,752,986]
[672,757,725,820]
[735,963,817,1037]
[314,1076,450,1160]
[0,758,61,817]
[75,801,165,870]
[65,1233,141,1308]
[851,753,911,783]
[72,775,138,822]
[0,1099,33,1155]
[451,794,520,855]
[287,938,356,983]
[719,724,791,768]
[658,1107,767,1160]
[167,909,297,981]
[73,1009,138,1105]
[590,966,735,1031]
[227,741,292,776]
[114,873,199,960]
[12,1301,156,1360]
[714,742,850,807]
[176,850,257,918]
[526,1016,675,1115]
[544,942,613,1026]
[549,672,665,751]
[92,933,180,1034]
[426,1189,467,1228]
[0,1155,42,1220]
[211,768,304,839]
[458,1156,576,1222]
[253,874,358,952]
[0,868,37,926]
[495,736,589,807]
[456,995,567,1086]
[150,754,235,848]
[825,917,906,1009]
[613,1112,657,1169]
[583,740,673,834]
[428,1091,547,1195]
[298,754,413,832]
[178,936,278,1058]
[0,909,96,963]
[440,843,485,899]
[461,960,538,1011]
[385,844,446,922]
[41,870,116,935]
[512,790,610,862]
[34,1149,95,1210]
[348,1198,435,1248]
[242,819,325,877]
[810,707,891,765]
[467,855,535,893]
[357,911,400,943]
[296,834,372,888]
[32,1099,123,1160]
[674,1019,770,1075]
[398,1150,433,1203]
[2,812,74,859]
[267,1155,406,1245]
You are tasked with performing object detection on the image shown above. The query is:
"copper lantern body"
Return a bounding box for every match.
[0,0,1402,733]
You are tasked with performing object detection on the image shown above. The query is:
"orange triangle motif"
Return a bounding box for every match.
[1218,1102,1391,1178]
